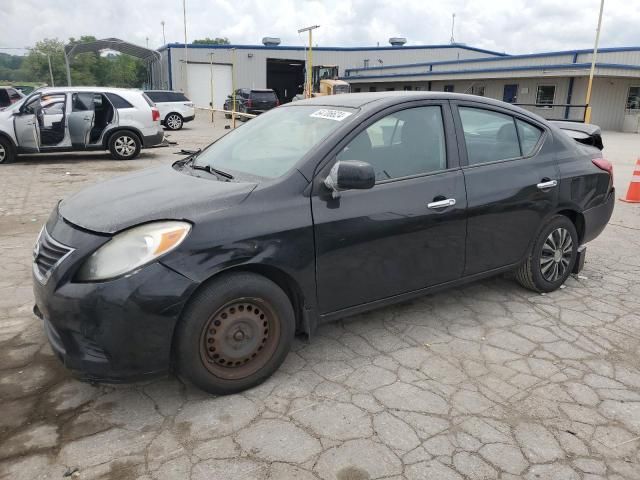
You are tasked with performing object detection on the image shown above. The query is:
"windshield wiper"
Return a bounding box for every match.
[191,163,234,180]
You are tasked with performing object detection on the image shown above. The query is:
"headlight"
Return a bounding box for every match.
[77,221,191,281]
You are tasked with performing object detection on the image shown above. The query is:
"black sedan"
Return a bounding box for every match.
[32,92,615,394]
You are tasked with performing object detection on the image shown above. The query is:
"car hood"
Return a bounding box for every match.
[59,165,257,234]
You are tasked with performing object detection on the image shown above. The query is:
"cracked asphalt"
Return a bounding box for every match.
[1,113,640,480]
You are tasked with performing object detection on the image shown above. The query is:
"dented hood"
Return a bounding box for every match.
[59,165,256,234]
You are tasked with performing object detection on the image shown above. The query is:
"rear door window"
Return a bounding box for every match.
[516,119,543,155]
[105,93,133,109]
[459,107,521,165]
[72,93,95,111]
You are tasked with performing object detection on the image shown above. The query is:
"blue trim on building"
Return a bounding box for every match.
[159,42,508,56]
[167,48,173,90]
[565,77,575,119]
[344,46,640,74]
[342,62,640,81]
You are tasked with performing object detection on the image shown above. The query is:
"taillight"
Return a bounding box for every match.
[592,157,613,176]
[592,157,613,188]
[151,108,160,122]
[246,99,253,108]
[276,99,280,106]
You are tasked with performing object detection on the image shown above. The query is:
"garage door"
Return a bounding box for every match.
[186,63,232,109]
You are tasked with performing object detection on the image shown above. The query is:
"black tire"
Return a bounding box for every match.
[174,272,295,395]
[0,136,15,164]
[108,130,141,160]
[515,215,578,293]
[164,113,184,130]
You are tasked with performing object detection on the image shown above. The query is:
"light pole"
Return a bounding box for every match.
[182,0,189,95]
[584,0,605,124]
[161,21,166,45]
[298,25,320,98]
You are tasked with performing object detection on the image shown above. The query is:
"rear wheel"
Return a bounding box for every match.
[165,113,183,130]
[108,131,141,160]
[175,272,295,395]
[515,215,578,292]
[0,137,15,164]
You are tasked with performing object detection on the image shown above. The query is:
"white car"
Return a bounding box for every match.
[0,87,164,163]
[144,90,195,130]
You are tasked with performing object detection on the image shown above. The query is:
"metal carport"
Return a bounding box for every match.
[63,37,163,87]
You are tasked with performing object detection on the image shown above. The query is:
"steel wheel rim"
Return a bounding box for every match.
[540,227,573,282]
[0,144,5,162]
[199,297,280,380]
[114,136,136,156]
[167,115,181,129]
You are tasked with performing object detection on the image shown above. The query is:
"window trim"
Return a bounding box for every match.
[451,101,548,169]
[535,84,556,108]
[312,99,460,190]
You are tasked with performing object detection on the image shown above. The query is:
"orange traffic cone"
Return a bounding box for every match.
[620,158,640,203]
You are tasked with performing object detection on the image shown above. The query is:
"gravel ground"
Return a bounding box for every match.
[1,113,639,480]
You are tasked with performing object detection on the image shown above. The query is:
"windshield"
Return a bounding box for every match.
[3,93,30,112]
[193,105,356,179]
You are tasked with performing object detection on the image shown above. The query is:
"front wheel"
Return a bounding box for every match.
[515,215,578,293]
[108,131,141,160]
[0,136,15,164]
[165,113,183,130]
[174,272,295,395]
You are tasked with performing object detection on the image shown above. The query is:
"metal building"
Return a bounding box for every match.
[152,40,505,107]
[151,41,640,132]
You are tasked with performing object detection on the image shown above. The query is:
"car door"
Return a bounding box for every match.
[451,101,558,275]
[311,102,467,314]
[13,95,41,152]
[67,92,95,148]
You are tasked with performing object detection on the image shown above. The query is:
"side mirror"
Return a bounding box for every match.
[324,160,375,198]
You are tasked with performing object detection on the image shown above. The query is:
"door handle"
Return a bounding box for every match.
[83,116,91,120]
[427,198,456,209]
[536,179,558,190]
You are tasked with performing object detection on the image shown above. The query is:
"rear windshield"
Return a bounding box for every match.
[250,91,277,101]
[146,91,190,102]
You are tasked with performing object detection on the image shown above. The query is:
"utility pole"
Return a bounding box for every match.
[47,54,54,87]
[161,21,166,45]
[298,25,320,98]
[584,0,604,124]
[182,0,189,95]
[450,13,456,44]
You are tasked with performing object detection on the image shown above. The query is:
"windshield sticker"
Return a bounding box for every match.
[310,109,353,121]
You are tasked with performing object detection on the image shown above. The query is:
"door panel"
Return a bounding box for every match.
[14,113,39,152]
[68,93,95,148]
[313,172,467,313]
[311,102,466,314]
[453,102,558,275]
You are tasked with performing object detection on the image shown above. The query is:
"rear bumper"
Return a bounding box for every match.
[582,188,615,244]
[183,114,195,123]
[142,130,165,148]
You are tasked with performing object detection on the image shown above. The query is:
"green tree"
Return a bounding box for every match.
[192,37,230,45]
[22,38,67,86]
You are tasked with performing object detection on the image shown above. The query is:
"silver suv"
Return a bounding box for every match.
[0,87,164,163]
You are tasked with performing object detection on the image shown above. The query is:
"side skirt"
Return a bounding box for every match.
[318,262,520,324]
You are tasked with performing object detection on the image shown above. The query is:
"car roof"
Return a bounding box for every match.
[286,91,547,122]
[34,86,143,95]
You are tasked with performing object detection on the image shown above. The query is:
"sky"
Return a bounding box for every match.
[1,0,639,55]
